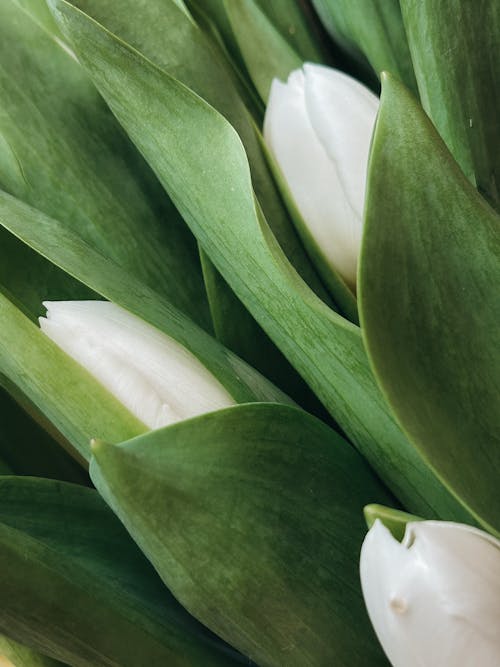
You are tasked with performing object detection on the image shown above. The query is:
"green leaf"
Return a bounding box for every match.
[0,192,293,409]
[0,1,210,329]
[400,0,500,210]
[50,0,475,523]
[0,227,95,323]
[91,403,391,666]
[0,476,243,666]
[0,635,66,667]
[62,0,330,393]
[0,289,147,462]
[0,386,88,484]
[359,74,500,536]
[363,504,423,542]
[223,0,302,102]
[311,0,417,94]
[253,0,329,64]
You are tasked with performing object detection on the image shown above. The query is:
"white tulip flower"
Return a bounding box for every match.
[360,519,500,667]
[263,63,379,291]
[40,301,235,429]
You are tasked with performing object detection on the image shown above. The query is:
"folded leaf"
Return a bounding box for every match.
[0,476,242,666]
[50,0,475,523]
[359,74,500,536]
[312,0,417,94]
[91,403,392,666]
[401,0,500,210]
[0,1,209,329]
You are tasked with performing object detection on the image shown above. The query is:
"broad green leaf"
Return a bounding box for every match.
[401,0,500,210]
[50,0,475,523]
[0,476,243,666]
[0,1,210,329]
[363,504,423,541]
[0,290,146,461]
[311,0,417,94]
[359,74,500,536]
[223,0,302,102]
[0,192,293,409]
[0,387,88,483]
[91,403,391,666]
[64,0,331,393]
[0,635,65,667]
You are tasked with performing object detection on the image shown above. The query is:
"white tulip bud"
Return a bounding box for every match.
[39,301,235,429]
[360,519,500,667]
[263,63,379,290]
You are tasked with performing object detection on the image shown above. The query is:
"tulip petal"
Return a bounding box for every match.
[40,301,236,429]
[264,70,359,288]
[361,520,500,667]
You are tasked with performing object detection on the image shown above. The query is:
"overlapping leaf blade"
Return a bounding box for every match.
[312,0,416,93]
[0,634,66,667]
[0,387,88,483]
[0,289,146,461]
[49,0,476,523]
[401,0,500,210]
[65,0,328,398]
[0,0,209,329]
[0,476,243,666]
[359,74,500,535]
[91,403,392,666]
[0,192,292,408]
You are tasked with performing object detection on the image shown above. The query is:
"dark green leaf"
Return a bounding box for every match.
[359,73,500,536]
[0,386,88,484]
[91,403,392,666]
[312,0,417,94]
[0,476,242,666]
[401,0,500,209]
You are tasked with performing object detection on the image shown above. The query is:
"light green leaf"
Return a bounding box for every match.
[49,0,475,523]
[63,0,330,393]
[91,403,391,666]
[312,0,417,94]
[0,635,66,667]
[363,504,423,542]
[359,74,500,536]
[0,289,146,462]
[0,1,210,329]
[401,0,500,210]
[0,476,243,667]
[0,387,88,484]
